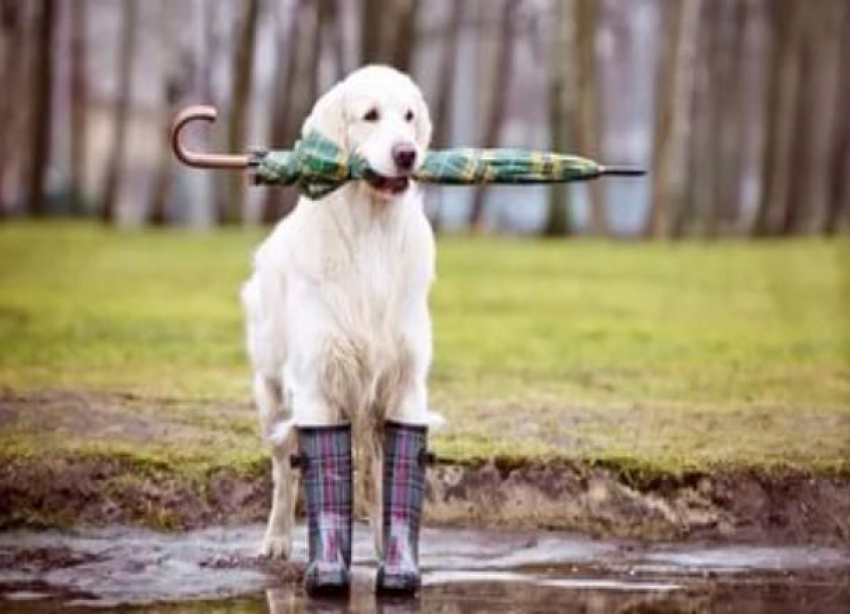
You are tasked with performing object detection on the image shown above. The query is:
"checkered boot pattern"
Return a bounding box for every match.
[376,421,428,593]
[298,424,353,594]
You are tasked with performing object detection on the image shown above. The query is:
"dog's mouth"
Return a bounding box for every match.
[365,173,410,194]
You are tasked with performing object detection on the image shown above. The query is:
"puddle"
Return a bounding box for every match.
[0,524,848,612]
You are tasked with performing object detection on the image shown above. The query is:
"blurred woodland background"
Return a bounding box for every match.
[1,0,849,237]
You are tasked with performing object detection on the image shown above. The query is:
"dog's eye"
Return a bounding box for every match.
[405,110,414,122]
[364,108,379,122]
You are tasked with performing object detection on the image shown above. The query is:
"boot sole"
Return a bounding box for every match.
[305,578,350,597]
[376,570,421,594]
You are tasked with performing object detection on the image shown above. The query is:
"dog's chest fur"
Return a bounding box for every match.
[308,191,430,415]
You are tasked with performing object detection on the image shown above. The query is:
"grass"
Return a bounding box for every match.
[1,221,848,475]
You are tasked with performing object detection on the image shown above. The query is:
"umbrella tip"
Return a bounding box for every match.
[600,166,647,177]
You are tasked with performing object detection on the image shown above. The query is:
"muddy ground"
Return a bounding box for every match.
[1,390,849,545]
[0,524,849,611]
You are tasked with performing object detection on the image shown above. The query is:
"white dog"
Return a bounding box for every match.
[241,65,442,563]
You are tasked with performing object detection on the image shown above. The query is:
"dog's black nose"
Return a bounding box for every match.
[392,143,416,171]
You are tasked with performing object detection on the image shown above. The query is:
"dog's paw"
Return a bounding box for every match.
[259,534,292,560]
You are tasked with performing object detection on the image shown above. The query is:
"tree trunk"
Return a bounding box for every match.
[26,0,55,217]
[221,0,260,225]
[391,0,420,72]
[0,0,27,213]
[664,0,701,238]
[571,0,608,235]
[147,107,173,227]
[824,2,850,235]
[779,11,813,236]
[718,0,749,233]
[752,0,796,236]
[361,0,383,64]
[542,0,572,237]
[432,0,463,149]
[262,0,325,224]
[696,0,725,237]
[698,0,748,236]
[100,0,137,224]
[331,0,346,79]
[428,0,464,232]
[69,0,88,213]
[199,0,217,103]
[147,2,185,227]
[309,0,328,105]
[263,1,305,224]
[675,1,711,238]
[468,0,518,232]
[706,0,748,235]
[644,0,684,237]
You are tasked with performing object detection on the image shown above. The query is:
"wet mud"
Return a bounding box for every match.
[0,524,848,612]
[3,453,849,545]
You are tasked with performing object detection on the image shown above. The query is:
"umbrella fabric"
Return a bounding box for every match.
[251,130,607,200]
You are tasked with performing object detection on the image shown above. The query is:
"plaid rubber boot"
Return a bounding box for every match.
[298,424,353,594]
[376,421,428,593]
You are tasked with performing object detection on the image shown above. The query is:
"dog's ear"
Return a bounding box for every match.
[302,81,348,149]
[414,91,433,151]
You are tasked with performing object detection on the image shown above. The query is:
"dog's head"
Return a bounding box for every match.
[302,65,432,199]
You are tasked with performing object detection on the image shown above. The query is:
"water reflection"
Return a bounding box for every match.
[0,525,848,612]
[1,575,849,613]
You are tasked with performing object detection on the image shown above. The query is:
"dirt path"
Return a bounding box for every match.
[1,390,849,544]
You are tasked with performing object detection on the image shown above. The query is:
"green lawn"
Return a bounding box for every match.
[1,221,848,474]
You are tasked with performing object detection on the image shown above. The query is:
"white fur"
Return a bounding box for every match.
[241,66,442,559]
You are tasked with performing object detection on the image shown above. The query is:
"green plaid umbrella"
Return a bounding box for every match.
[250,131,644,200]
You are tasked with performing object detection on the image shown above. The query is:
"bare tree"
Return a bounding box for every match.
[221,0,260,225]
[391,0,420,72]
[693,0,748,237]
[468,0,519,232]
[644,0,702,237]
[330,0,347,79]
[0,0,28,213]
[26,0,56,217]
[779,7,815,236]
[199,0,218,104]
[309,0,335,104]
[69,0,88,212]
[263,1,306,224]
[429,0,465,231]
[147,2,188,226]
[262,0,325,224]
[431,0,463,149]
[691,0,724,236]
[542,0,573,237]
[718,0,750,233]
[752,0,797,236]
[361,0,384,64]
[571,0,608,235]
[100,0,137,223]
[824,1,850,234]
[361,0,420,69]
[676,1,711,237]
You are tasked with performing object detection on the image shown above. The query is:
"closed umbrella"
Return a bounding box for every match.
[173,105,644,199]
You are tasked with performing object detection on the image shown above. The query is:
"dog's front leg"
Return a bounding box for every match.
[391,306,443,428]
[252,373,299,560]
[261,432,299,559]
[371,311,442,592]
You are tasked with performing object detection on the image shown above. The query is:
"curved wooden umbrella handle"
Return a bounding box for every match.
[171,105,251,170]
